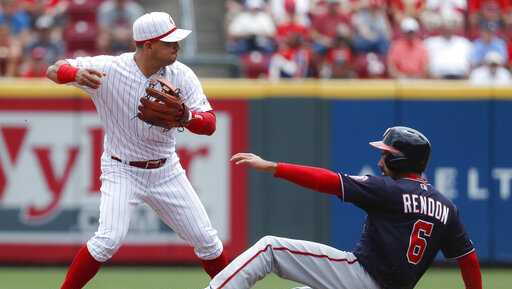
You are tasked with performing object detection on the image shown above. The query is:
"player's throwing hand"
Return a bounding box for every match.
[230,153,277,173]
[75,68,105,89]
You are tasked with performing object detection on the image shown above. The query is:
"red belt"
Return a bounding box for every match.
[111,156,167,169]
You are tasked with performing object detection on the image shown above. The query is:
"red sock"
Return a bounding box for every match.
[200,251,228,278]
[60,246,102,289]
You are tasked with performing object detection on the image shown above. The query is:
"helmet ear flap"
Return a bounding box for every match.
[384,153,396,170]
[384,152,408,172]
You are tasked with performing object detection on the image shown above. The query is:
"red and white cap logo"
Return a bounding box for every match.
[133,12,191,44]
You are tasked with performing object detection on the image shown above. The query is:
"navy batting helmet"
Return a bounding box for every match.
[369,126,431,173]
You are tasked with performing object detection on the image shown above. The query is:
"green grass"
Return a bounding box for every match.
[0,266,509,289]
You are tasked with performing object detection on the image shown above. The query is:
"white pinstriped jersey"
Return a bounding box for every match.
[67,52,212,162]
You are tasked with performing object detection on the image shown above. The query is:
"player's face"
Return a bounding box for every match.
[153,41,180,66]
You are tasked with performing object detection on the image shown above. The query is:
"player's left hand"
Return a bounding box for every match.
[230,153,277,173]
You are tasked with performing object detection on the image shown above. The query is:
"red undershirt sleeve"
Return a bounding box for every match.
[457,251,482,289]
[273,162,342,196]
[186,111,216,135]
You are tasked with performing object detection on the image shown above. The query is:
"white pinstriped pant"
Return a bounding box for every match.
[87,154,223,262]
[205,236,380,289]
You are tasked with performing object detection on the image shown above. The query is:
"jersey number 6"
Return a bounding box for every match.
[407,220,434,265]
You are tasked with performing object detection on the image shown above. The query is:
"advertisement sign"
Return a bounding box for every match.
[0,98,247,263]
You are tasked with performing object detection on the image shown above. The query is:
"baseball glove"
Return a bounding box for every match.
[137,78,190,131]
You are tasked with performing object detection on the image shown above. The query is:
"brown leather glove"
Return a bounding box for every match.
[137,77,190,131]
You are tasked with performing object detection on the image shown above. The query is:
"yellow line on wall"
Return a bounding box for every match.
[204,79,397,99]
[0,79,511,100]
[0,79,88,98]
[492,87,512,99]
[396,80,494,100]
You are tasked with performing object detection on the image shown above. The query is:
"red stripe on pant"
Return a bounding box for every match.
[216,244,358,289]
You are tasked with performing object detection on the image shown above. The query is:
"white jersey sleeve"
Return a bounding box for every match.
[178,65,212,112]
[66,55,115,97]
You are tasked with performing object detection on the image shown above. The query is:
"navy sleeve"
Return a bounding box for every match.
[340,174,390,210]
[441,208,475,259]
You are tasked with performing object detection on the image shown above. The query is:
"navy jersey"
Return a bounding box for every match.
[340,174,474,289]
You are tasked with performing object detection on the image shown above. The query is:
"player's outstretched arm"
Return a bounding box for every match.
[47,60,104,89]
[231,153,277,173]
[457,251,483,289]
[231,153,341,195]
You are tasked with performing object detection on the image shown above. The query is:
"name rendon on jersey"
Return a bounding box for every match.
[402,194,450,225]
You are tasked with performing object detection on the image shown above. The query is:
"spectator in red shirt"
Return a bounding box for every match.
[503,23,512,69]
[310,0,351,55]
[387,17,428,78]
[269,28,312,79]
[269,0,313,79]
[468,0,509,37]
[270,0,311,26]
[320,34,355,78]
[275,0,310,45]
[469,0,509,11]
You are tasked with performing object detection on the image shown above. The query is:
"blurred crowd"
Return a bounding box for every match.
[1,0,512,85]
[227,0,512,85]
[0,0,144,78]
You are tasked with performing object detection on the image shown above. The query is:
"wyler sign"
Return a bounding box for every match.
[0,97,247,264]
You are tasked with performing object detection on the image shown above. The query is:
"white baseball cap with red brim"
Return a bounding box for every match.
[133,12,191,44]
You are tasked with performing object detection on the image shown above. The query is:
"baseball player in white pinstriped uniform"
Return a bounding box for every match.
[47,11,228,289]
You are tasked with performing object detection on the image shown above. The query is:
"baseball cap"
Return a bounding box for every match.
[245,0,264,9]
[484,51,503,65]
[133,12,191,44]
[400,17,419,33]
[35,15,54,30]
